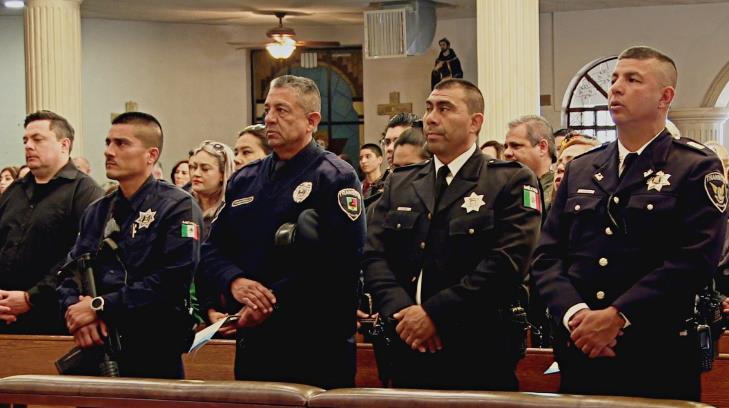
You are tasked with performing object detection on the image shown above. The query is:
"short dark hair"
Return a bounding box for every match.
[439,37,450,47]
[385,112,420,134]
[553,128,572,138]
[618,46,677,87]
[112,111,164,154]
[433,78,484,115]
[395,127,431,160]
[24,110,75,152]
[238,124,271,154]
[360,143,383,157]
[170,160,188,182]
[479,140,504,158]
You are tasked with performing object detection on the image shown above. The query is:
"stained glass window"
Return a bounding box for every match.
[565,56,617,143]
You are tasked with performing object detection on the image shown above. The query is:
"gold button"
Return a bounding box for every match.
[396,223,402,229]
[596,291,605,300]
[419,241,426,249]
[599,257,608,267]
[468,228,475,235]
[613,196,620,204]
[411,276,417,283]
[605,227,613,235]
[427,213,432,220]
[574,204,581,211]
[646,204,654,211]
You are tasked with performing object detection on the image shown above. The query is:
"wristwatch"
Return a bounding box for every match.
[90,296,105,312]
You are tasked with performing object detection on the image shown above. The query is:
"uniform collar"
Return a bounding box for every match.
[433,143,477,180]
[617,129,664,160]
[117,175,157,210]
[269,139,321,178]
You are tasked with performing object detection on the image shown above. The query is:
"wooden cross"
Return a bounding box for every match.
[110,101,139,123]
[377,91,412,116]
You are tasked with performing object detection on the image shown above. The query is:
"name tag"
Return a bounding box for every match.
[231,196,254,207]
[396,207,412,212]
[577,189,595,195]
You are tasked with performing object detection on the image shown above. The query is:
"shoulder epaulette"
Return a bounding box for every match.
[486,158,522,168]
[672,137,710,155]
[393,160,430,173]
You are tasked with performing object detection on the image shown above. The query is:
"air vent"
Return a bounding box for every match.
[364,8,407,58]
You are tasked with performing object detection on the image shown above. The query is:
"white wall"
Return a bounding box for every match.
[540,2,729,136]
[0,16,27,169]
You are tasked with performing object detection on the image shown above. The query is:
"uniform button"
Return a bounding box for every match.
[646,204,654,211]
[604,227,613,236]
[427,213,432,220]
[598,257,608,267]
[419,241,426,249]
[596,291,605,300]
[396,223,402,229]
[574,204,581,211]
[468,228,475,235]
[411,276,417,283]
[613,196,620,204]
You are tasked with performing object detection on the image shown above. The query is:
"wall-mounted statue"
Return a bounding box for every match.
[431,37,463,89]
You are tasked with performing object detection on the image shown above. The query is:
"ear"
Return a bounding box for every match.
[147,147,160,165]
[307,112,322,133]
[470,113,484,136]
[60,138,72,154]
[658,86,675,110]
[538,138,549,154]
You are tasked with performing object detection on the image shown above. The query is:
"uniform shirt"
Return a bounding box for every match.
[0,160,102,333]
[58,176,203,327]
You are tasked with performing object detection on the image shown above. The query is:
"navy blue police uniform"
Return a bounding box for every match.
[532,130,728,400]
[363,146,542,390]
[199,140,366,389]
[58,176,203,379]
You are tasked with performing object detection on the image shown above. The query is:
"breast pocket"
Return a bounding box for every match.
[383,210,420,232]
[448,210,494,238]
[565,195,604,246]
[625,193,677,236]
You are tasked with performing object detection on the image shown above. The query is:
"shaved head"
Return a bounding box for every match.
[618,46,677,88]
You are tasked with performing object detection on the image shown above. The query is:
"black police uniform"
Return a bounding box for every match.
[199,140,366,389]
[363,147,542,390]
[0,160,102,334]
[58,176,203,379]
[532,130,727,400]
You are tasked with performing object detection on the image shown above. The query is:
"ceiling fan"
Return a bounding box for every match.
[228,11,341,59]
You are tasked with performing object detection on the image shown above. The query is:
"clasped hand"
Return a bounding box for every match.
[393,305,442,353]
[569,307,625,358]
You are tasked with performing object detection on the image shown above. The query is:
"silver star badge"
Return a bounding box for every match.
[135,208,156,229]
[646,171,671,192]
[461,192,485,213]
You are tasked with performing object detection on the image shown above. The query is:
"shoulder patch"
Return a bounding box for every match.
[337,188,362,221]
[705,171,727,213]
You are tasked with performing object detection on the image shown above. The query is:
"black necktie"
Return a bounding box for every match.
[620,152,638,179]
[434,165,450,210]
[271,160,286,180]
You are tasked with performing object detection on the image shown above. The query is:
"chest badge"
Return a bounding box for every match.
[646,171,671,192]
[461,192,485,213]
[293,182,313,203]
[135,209,156,229]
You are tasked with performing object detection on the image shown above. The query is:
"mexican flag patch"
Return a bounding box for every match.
[181,221,200,240]
[522,185,542,213]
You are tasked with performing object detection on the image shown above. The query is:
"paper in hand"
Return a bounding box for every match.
[188,315,238,353]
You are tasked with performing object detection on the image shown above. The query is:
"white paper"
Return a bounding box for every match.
[188,318,227,353]
[544,361,560,375]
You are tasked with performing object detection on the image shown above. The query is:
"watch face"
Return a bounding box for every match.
[92,298,103,309]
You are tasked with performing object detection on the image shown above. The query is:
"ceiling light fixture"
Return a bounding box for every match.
[3,0,24,8]
[266,36,296,59]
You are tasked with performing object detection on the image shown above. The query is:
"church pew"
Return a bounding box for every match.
[0,335,727,407]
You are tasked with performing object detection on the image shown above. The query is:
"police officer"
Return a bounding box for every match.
[532,46,727,400]
[58,112,203,379]
[199,75,366,389]
[363,78,541,390]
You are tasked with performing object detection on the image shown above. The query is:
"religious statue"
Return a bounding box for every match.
[431,37,463,89]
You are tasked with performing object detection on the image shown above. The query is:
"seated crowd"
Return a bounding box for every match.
[0,45,728,402]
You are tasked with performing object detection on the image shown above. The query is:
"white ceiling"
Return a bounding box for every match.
[1,0,729,24]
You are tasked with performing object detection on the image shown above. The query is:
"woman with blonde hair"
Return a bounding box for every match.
[188,140,236,334]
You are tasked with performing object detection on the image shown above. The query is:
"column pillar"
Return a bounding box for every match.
[667,107,729,144]
[477,0,540,143]
[24,0,84,155]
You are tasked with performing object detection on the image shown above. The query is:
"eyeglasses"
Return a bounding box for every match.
[189,140,228,161]
[241,124,265,134]
[204,141,226,152]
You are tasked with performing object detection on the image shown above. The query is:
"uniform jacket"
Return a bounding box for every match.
[58,176,203,347]
[0,160,102,334]
[199,140,366,388]
[363,148,541,345]
[533,131,726,333]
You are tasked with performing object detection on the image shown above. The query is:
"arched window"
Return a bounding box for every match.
[563,56,617,143]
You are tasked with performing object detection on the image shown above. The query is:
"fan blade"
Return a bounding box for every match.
[228,41,267,49]
[296,40,341,47]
